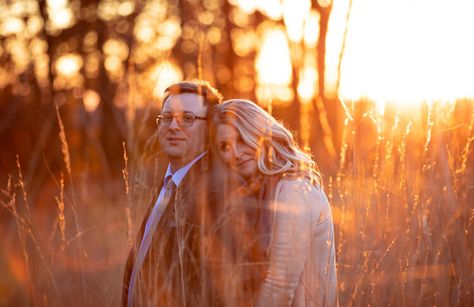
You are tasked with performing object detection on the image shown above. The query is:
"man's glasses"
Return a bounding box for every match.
[156,113,207,127]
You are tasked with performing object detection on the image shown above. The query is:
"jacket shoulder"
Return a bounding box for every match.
[273,178,330,220]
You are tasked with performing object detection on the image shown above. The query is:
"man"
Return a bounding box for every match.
[122,80,223,306]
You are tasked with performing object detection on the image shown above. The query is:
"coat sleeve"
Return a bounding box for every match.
[256,179,323,307]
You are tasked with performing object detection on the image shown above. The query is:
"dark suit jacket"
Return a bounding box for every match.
[122,154,220,306]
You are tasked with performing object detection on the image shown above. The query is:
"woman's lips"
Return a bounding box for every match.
[238,159,252,167]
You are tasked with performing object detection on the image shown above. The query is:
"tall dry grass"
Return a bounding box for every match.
[1,99,473,306]
[330,100,473,306]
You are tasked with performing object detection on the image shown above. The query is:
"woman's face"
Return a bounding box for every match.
[215,123,258,180]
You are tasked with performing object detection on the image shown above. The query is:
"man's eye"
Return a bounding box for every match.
[162,115,172,122]
[183,115,194,122]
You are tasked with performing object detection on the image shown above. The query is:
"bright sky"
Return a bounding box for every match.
[335,0,474,105]
[5,0,473,108]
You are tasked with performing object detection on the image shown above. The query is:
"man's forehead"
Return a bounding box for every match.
[162,93,206,113]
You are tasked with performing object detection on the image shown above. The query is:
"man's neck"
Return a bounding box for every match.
[169,161,183,173]
[169,152,207,173]
[169,159,192,173]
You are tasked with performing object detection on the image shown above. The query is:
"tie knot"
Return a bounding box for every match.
[165,175,175,191]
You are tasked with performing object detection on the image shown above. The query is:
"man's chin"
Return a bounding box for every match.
[164,150,184,159]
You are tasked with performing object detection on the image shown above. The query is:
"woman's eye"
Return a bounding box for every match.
[219,143,229,151]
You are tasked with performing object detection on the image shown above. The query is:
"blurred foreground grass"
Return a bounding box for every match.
[1,100,473,306]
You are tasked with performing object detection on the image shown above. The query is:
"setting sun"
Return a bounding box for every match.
[333,0,474,105]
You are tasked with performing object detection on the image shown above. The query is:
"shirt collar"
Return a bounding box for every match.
[164,151,207,187]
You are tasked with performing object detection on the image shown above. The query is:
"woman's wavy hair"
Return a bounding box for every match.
[212,99,322,186]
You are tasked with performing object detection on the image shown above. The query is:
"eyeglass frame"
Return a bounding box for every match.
[156,112,208,127]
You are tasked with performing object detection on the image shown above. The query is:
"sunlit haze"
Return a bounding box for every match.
[255,25,294,105]
[0,1,472,306]
[150,61,183,101]
[233,0,474,106]
[335,0,474,105]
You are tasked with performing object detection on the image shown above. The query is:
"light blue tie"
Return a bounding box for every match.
[128,176,176,307]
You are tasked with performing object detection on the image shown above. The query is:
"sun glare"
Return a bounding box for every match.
[335,0,474,106]
[233,0,474,107]
[150,61,183,101]
[282,0,311,43]
[298,65,318,103]
[255,25,293,105]
[304,10,320,48]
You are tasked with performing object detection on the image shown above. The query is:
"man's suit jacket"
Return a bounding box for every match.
[122,154,219,306]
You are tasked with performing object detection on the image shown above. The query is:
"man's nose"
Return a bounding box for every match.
[168,117,180,129]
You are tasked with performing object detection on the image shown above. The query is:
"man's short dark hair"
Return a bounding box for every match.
[162,80,223,113]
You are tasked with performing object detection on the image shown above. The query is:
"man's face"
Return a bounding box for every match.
[158,93,208,170]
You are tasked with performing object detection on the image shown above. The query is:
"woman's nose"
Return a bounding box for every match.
[234,146,244,160]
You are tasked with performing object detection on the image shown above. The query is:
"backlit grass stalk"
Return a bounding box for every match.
[122,142,133,248]
[55,105,87,303]
[422,103,434,165]
[55,106,71,177]
[384,113,400,173]
[359,113,380,245]
[349,249,370,306]
[197,30,204,80]
[458,102,474,183]
[335,0,353,95]
[407,104,434,305]
[436,134,469,306]
[54,173,66,251]
[367,112,382,181]
[335,98,353,258]
[314,96,337,159]
[419,104,435,247]
[412,103,434,222]
[383,115,400,240]
[398,122,412,194]
[16,155,31,219]
[173,191,188,304]
[2,171,60,304]
[336,97,354,182]
[1,175,35,304]
[398,121,412,296]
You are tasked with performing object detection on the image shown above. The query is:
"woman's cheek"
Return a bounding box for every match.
[220,151,232,166]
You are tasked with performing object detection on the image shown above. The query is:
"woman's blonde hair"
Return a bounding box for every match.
[212,99,321,186]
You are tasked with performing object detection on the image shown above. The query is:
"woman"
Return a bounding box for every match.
[211,99,338,307]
